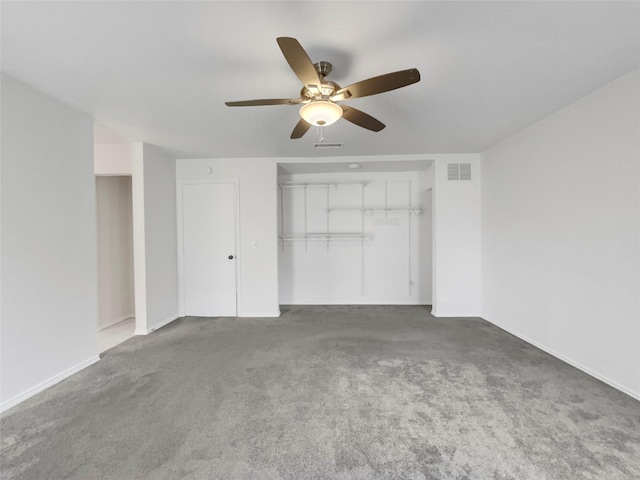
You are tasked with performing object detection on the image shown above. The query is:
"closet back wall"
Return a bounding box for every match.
[279,171,432,305]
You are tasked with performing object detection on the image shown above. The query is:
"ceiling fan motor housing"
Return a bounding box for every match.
[298,62,340,100]
[301,80,340,100]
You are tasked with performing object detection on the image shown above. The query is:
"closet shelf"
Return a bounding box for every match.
[326,207,422,215]
[279,233,369,242]
[279,181,367,188]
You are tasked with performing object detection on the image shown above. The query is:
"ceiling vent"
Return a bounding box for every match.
[314,143,343,149]
[448,163,471,181]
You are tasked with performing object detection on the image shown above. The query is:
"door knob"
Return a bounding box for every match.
[228,255,234,260]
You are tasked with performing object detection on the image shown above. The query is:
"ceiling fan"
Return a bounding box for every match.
[225,37,421,139]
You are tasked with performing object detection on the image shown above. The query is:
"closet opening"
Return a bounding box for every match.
[277,160,433,308]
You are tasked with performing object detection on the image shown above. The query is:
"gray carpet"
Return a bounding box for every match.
[1,305,639,479]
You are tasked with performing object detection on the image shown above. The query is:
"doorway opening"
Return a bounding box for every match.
[95,175,135,353]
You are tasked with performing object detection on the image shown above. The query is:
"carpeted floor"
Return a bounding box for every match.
[1,305,639,479]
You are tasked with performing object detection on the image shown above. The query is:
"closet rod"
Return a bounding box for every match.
[365,208,422,215]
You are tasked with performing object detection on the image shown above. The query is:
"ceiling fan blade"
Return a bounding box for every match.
[331,68,420,101]
[341,106,385,132]
[276,37,322,90]
[225,98,302,107]
[291,119,311,139]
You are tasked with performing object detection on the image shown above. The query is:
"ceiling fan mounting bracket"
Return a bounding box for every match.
[314,61,333,78]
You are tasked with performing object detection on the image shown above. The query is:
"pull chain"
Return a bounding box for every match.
[317,125,324,143]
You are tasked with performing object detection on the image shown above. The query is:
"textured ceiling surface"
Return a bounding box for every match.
[2,1,639,159]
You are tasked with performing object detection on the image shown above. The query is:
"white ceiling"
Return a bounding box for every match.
[2,1,638,159]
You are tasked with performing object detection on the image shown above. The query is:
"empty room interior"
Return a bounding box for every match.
[1,1,639,479]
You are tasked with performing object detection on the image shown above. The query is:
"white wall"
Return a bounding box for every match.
[131,143,148,332]
[278,171,431,304]
[419,188,433,305]
[94,143,133,175]
[140,144,179,332]
[95,140,178,335]
[96,176,135,329]
[0,74,99,411]
[176,158,280,317]
[420,163,435,307]
[177,155,480,317]
[431,154,482,317]
[482,70,640,399]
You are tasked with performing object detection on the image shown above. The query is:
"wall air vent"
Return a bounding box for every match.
[459,163,471,180]
[314,143,343,149]
[448,163,459,180]
[448,163,471,181]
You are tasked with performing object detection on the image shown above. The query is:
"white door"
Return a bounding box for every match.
[182,183,237,316]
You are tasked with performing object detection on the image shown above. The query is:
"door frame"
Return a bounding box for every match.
[176,179,241,317]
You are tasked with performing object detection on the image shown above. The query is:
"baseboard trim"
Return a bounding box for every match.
[98,313,135,331]
[135,314,179,335]
[482,315,640,402]
[237,311,281,318]
[431,310,481,318]
[281,301,428,306]
[0,355,100,414]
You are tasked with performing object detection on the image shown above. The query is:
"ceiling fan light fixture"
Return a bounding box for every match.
[299,100,343,127]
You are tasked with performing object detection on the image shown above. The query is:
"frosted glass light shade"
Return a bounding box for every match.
[299,100,343,126]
